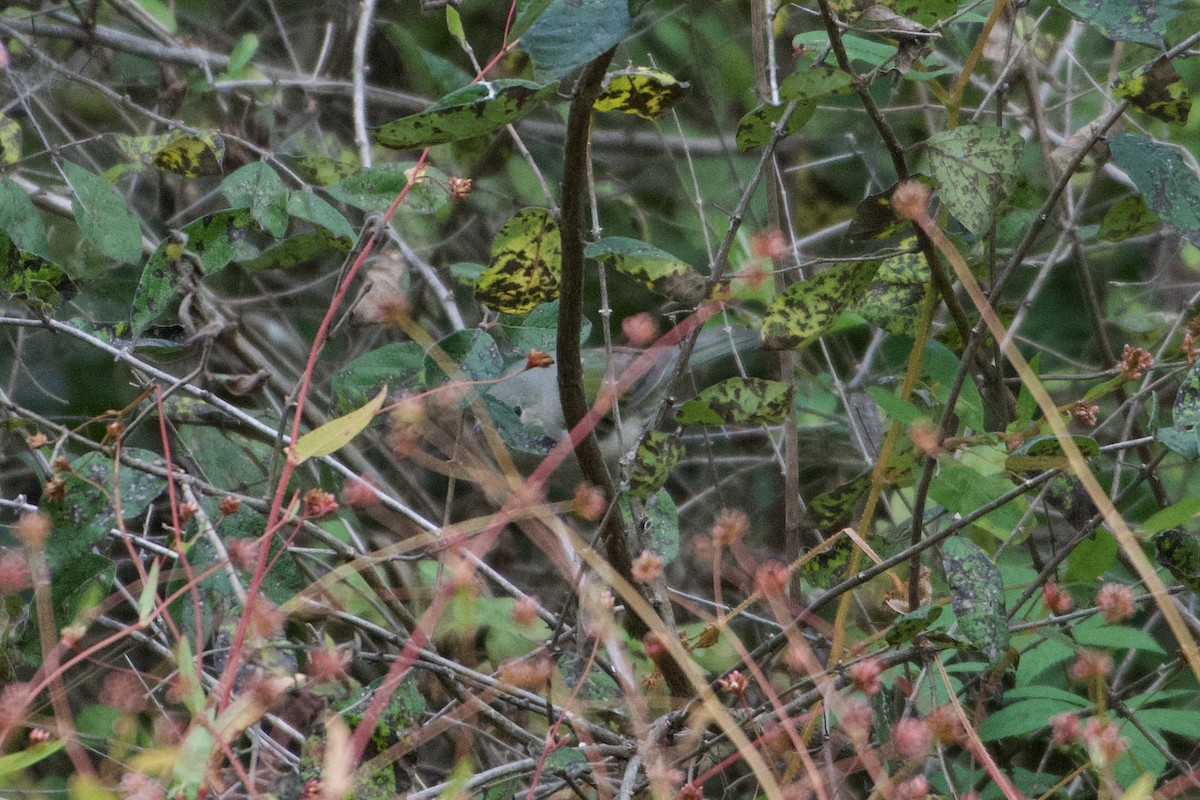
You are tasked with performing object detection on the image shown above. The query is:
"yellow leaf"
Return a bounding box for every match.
[290,385,387,464]
[475,208,562,315]
[594,67,688,121]
[0,113,21,165]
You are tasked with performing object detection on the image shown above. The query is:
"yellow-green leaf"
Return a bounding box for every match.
[593,67,689,121]
[1114,56,1192,125]
[291,386,388,464]
[0,113,21,165]
[115,130,225,177]
[856,242,930,335]
[675,378,793,426]
[475,208,562,315]
[736,101,815,151]
[629,431,684,500]
[760,260,880,350]
[584,236,710,305]
[371,80,557,149]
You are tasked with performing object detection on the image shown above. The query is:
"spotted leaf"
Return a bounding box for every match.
[760,260,880,350]
[1099,195,1161,242]
[779,61,854,102]
[927,125,1024,236]
[941,537,1008,665]
[593,67,688,121]
[1114,57,1191,125]
[856,244,929,335]
[1059,0,1181,46]
[736,101,815,151]
[371,80,557,149]
[130,209,255,335]
[1110,133,1200,247]
[584,236,709,305]
[115,130,225,177]
[1155,529,1200,594]
[629,431,684,500]
[222,162,289,237]
[475,208,562,315]
[675,378,793,426]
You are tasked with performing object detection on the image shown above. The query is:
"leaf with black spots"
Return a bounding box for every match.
[594,67,688,121]
[629,431,684,500]
[675,378,793,426]
[1114,57,1191,125]
[760,260,880,350]
[941,537,1008,665]
[1059,0,1181,46]
[736,101,815,151]
[130,209,255,335]
[856,243,929,335]
[1110,133,1200,248]
[585,237,709,305]
[476,208,562,315]
[779,61,854,102]
[1099,196,1161,242]
[885,605,943,646]
[1155,529,1200,594]
[371,80,558,149]
[115,130,225,177]
[926,125,1024,236]
[808,470,871,534]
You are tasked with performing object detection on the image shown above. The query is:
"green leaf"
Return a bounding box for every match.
[325,163,450,215]
[114,130,225,177]
[333,341,425,412]
[930,459,1025,540]
[675,377,793,426]
[286,189,355,241]
[130,209,255,335]
[1072,619,1164,655]
[445,5,467,48]
[221,162,289,237]
[778,61,854,102]
[226,33,260,76]
[1114,56,1192,125]
[291,385,387,465]
[1099,195,1161,242]
[620,491,680,563]
[1064,530,1118,583]
[584,236,709,305]
[371,80,558,149]
[476,208,562,315]
[44,449,166,573]
[1142,498,1200,536]
[0,112,21,165]
[62,160,143,263]
[735,101,815,151]
[1110,133,1200,247]
[978,699,1084,741]
[0,741,67,780]
[760,260,881,350]
[593,67,688,121]
[941,537,1009,665]
[521,0,631,81]
[856,244,929,335]
[792,31,897,69]
[0,177,49,257]
[423,329,504,387]
[1058,0,1181,45]
[498,300,590,354]
[629,431,684,500]
[926,125,1024,236]
[885,605,943,646]
[236,228,351,271]
[1004,434,1100,472]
